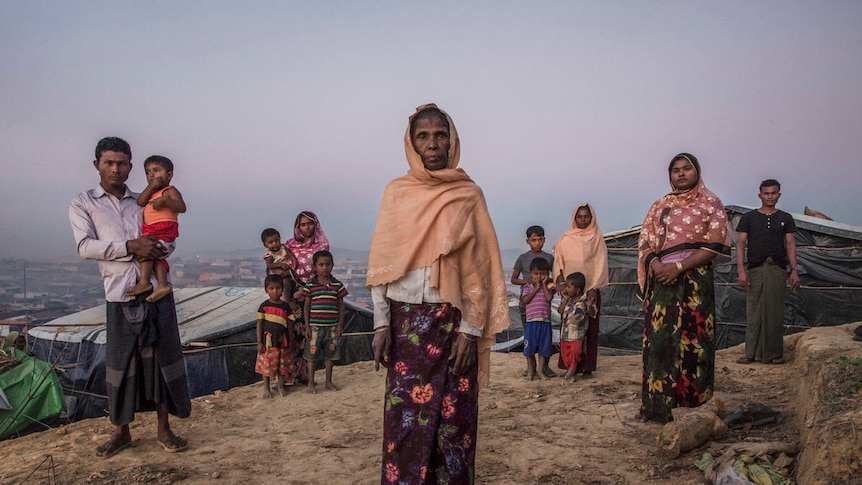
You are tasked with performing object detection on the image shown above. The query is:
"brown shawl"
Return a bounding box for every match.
[366,104,509,388]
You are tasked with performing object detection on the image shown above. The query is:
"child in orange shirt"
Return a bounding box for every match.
[126,156,186,302]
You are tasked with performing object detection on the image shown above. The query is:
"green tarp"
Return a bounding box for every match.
[0,349,65,439]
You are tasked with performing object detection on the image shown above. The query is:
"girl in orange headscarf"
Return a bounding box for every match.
[552,203,609,378]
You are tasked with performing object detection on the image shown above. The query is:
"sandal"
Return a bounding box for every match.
[769,357,786,365]
[736,357,754,364]
[631,413,650,423]
[96,436,132,458]
[159,435,188,453]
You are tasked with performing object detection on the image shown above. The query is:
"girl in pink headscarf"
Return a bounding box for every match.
[286,211,330,283]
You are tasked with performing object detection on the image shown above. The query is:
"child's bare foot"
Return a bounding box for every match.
[307,383,317,394]
[563,370,575,380]
[146,284,173,303]
[538,372,550,380]
[525,371,535,381]
[279,386,288,397]
[261,387,273,399]
[126,281,153,297]
[325,382,339,391]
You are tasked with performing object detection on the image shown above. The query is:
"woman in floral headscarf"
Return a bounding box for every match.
[367,104,509,484]
[635,153,730,423]
[286,211,330,283]
[285,211,330,385]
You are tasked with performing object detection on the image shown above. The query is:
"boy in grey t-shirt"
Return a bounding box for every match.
[512,225,555,377]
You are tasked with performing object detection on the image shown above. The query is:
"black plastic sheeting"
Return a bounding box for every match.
[29,337,108,422]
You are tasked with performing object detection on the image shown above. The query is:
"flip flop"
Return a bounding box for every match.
[159,435,188,453]
[96,437,132,458]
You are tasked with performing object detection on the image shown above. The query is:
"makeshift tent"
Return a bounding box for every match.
[599,206,862,351]
[29,287,373,421]
[0,348,65,439]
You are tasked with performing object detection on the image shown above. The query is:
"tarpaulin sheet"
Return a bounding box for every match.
[0,349,65,439]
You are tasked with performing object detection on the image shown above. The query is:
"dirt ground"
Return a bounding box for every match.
[2,324,860,485]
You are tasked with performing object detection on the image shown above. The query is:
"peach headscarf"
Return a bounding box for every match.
[366,104,509,388]
[552,203,609,291]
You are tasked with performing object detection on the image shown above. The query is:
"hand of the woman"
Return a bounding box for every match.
[450,334,477,375]
[372,330,391,371]
[652,261,679,286]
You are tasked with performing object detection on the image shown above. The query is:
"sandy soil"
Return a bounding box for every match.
[2,324,860,485]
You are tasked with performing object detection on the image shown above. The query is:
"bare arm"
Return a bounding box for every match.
[303,293,311,338]
[371,285,392,371]
[287,318,295,350]
[256,318,265,354]
[785,232,800,292]
[558,295,570,316]
[540,275,554,302]
[652,249,720,286]
[737,232,750,289]
[152,186,186,213]
[136,182,160,207]
[449,332,477,376]
[263,255,284,273]
[511,269,528,286]
[335,297,344,338]
[286,248,299,270]
[521,284,540,305]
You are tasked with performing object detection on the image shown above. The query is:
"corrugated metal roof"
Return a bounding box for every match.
[29,286,372,347]
[29,287,265,345]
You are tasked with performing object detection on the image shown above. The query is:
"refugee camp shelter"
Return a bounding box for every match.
[28,287,373,421]
[0,347,65,439]
[599,206,862,351]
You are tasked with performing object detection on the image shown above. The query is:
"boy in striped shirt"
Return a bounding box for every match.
[302,250,348,393]
[521,257,555,380]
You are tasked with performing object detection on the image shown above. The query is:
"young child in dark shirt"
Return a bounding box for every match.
[255,275,295,398]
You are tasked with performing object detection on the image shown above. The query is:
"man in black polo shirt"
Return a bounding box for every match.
[736,179,800,364]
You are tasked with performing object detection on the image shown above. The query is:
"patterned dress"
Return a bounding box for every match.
[381,302,477,485]
[640,265,717,422]
[637,154,730,422]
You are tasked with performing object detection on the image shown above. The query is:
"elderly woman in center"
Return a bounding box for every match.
[636,153,730,423]
[367,104,509,484]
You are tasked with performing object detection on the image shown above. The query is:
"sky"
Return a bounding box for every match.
[2,1,861,261]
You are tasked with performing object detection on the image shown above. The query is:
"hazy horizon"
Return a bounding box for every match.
[2,2,861,261]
